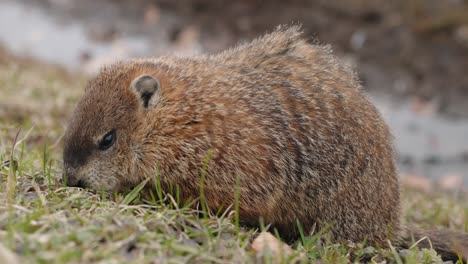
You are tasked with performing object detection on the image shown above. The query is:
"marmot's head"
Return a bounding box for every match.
[63,62,164,192]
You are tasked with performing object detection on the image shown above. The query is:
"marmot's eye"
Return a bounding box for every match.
[99,129,116,150]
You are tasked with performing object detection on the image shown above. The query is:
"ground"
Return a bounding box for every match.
[0,45,467,263]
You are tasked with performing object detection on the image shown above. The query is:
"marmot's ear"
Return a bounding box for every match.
[131,74,160,109]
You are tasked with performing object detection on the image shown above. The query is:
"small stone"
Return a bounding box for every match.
[454,25,468,47]
[350,30,367,50]
[0,243,20,264]
[437,174,464,191]
[398,249,411,257]
[251,232,293,258]
[362,246,376,255]
[174,26,200,52]
[144,4,160,26]
[401,175,432,192]
[409,97,436,116]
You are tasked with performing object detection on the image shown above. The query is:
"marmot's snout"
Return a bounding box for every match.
[62,162,86,188]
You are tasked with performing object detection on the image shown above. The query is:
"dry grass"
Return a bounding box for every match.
[0,49,466,263]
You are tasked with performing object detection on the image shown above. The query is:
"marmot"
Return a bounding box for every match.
[63,26,467,261]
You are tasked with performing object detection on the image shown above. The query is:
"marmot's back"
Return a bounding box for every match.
[214,26,400,243]
[63,26,399,246]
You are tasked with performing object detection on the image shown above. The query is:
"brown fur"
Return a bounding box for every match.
[63,25,467,261]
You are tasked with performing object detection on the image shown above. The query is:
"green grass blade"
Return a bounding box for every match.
[122,177,151,205]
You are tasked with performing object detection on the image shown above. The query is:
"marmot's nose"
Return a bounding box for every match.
[63,168,86,188]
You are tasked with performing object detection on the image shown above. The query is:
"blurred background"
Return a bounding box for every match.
[1,0,467,190]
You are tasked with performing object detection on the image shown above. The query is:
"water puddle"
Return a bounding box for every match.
[373,94,468,184]
[0,1,188,73]
[0,1,112,68]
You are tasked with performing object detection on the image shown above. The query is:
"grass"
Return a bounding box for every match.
[0,48,467,263]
